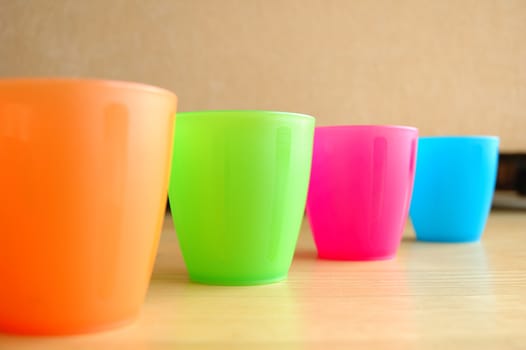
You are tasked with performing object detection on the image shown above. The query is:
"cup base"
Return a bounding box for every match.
[189,274,287,286]
[317,252,396,261]
[416,237,481,244]
[0,314,137,336]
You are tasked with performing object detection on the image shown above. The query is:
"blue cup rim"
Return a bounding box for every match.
[419,135,499,142]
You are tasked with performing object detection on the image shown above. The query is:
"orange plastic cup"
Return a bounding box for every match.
[0,78,177,335]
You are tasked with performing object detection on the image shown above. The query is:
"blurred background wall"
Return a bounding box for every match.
[1,0,525,151]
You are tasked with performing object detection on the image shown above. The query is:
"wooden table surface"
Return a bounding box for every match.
[1,210,525,349]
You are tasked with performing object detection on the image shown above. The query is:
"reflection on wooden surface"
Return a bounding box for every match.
[1,211,525,349]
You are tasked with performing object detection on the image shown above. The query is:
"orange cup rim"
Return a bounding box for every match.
[0,77,177,99]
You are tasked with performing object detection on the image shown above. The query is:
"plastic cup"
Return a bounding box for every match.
[0,78,177,335]
[409,136,499,243]
[168,110,314,285]
[306,125,418,260]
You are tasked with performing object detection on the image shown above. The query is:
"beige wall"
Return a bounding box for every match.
[1,0,525,150]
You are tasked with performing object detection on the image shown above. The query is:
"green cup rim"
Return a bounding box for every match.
[176,110,315,121]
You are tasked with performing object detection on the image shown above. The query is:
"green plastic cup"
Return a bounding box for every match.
[168,110,315,285]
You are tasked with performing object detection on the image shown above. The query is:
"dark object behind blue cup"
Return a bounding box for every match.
[409,136,499,243]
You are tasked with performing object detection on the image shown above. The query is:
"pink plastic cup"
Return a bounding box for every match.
[306,125,418,260]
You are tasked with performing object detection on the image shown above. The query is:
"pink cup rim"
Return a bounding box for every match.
[316,124,417,132]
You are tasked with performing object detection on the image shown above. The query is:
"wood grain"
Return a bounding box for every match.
[1,211,525,349]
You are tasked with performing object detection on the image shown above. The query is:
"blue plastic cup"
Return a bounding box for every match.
[409,136,499,243]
